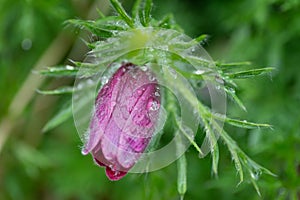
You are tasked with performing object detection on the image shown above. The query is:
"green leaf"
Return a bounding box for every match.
[195,34,209,43]
[109,0,134,27]
[132,0,142,20]
[230,150,244,185]
[225,118,271,129]
[250,178,261,196]
[138,3,146,26]
[175,116,203,155]
[211,140,219,176]
[36,86,74,95]
[212,114,272,129]
[96,8,105,18]
[226,67,274,79]
[66,19,113,38]
[144,0,153,25]
[42,102,72,132]
[224,87,247,111]
[157,14,182,31]
[38,66,78,77]
[216,61,252,68]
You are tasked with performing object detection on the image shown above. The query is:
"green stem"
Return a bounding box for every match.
[177,153,187,200]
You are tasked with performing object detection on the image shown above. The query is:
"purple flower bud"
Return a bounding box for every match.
[82,62,160,181]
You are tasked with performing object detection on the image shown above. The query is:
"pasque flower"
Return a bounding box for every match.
[82,62,161,180]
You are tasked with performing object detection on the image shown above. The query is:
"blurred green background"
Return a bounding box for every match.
[0,0,299,199]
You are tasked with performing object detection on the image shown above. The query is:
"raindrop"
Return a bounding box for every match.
[101,76,108,85]
[229,88,235,94]
[148,75,156,81]
[77,83,84,90]
[112,30,119,36]
[111,101,116,107]
[148,47,154,52]
[194,69,205,75]
[137,89,143,95]
[193,109,199,115]
[215,75,224,84]
[250,170,262,180]
[140,66,148,71]
[148,99,160,111]
[131,72,137,79]
[21,38,32,50]
[87,79,94,85]
[154,91,160,97]
[168,67,177,79]
[66,65,74,70]
[160,45,169,51]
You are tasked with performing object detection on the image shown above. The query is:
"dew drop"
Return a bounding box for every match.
[140,66,148,71]
[148,75,156,81]
[194,69,205,75]
[250,170,261,180]
[148,47,154,52]
[66,65,74,70]
[131,73,137,79]
[229,88,236,94]
[101,76,108,85]
[168,67,177,79]
[215,75,224,84]
[77,83,84,90]
[137,89,143,95]
[21,38,32,50]
[87,79,94,85]
[160,45,169,51]
[148,99,160,111]
[111,101,116,107]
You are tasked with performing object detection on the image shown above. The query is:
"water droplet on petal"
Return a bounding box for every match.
[148,75,156,81]
[137,89,143,95]
[111,101,116,107]
[147,99,160,111]
[140,66,148,71]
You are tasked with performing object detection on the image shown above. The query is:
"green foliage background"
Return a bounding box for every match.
[0,0,299,199]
